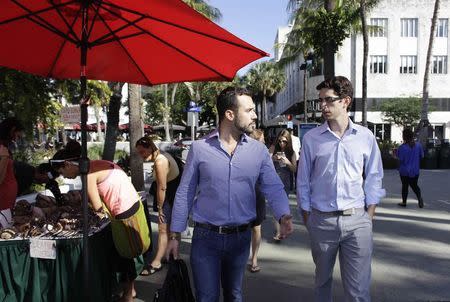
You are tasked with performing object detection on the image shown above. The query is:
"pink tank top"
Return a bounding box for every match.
[96,162,139,217]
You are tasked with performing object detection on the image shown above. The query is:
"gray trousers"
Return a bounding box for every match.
[306,208,373,302]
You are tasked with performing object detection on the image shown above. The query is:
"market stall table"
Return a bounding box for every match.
[0,190,146,302]
[0,223,114,302]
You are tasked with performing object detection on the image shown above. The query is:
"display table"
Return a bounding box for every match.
[0,224,114,302]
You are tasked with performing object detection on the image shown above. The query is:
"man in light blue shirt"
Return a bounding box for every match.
[297,76,385,302]
[167,87,293,302]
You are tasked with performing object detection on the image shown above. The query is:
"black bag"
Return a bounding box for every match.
[153,258,195,302]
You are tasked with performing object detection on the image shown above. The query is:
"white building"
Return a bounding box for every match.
[270,0,450,143]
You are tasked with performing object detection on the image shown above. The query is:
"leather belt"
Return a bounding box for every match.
[194,222,250,234]
[312,207,364,216]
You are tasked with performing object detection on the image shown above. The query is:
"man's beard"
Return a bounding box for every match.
[234,118,255,135]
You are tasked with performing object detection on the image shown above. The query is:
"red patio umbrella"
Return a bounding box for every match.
[0,0,267,298]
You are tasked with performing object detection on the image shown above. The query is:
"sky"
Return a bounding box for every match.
[208,0,291,74]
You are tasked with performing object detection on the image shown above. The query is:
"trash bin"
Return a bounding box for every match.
[422,139,439,169]
[438,139,450,169]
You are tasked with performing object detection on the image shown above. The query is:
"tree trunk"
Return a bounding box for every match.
[419,0,440,146]
[170,83,179,139]
[128,84,144,191]
[261,95,267,127]
[102,82,123,161]
[323,0,337,79]
[360,0,369,127]
[163,84,171,142]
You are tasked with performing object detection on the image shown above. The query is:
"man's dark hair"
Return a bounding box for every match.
[316,76,353,111]
[216,87,252,124]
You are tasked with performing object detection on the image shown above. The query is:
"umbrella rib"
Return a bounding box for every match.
[101,1,267,56]
[51,1,82,43]
[90,15,146,46]
[86,1,102,41]
[8,0,79,45]
[99,4,230,81]
[95,10,155,85]
[48,9,81,78]
[0,0,77,26]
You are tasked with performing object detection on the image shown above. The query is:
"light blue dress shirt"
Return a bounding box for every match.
[170,130,290,232]
[297,119,385,212]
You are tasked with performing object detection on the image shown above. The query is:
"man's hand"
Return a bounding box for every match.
[279,214,293,239]
[302,210,310,226]
[367,205,376,220]
[165,233,180,260]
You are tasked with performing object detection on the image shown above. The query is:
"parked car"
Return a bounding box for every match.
[172,138,194,161]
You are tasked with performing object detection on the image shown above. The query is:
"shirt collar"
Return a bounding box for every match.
[319,118,358,135]
[206,128,249,143]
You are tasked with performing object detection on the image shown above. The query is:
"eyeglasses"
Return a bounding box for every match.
[49,158,79,166]
[316,96,341,104]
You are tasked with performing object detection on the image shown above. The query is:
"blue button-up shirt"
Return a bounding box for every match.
[397,142,423,177]
[297,119,385,212]
[170,130,290,232]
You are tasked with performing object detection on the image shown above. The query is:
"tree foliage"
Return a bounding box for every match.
[244,61,286,126]
[379,98,422,127]
[182,0,222,20]
[0,67,61,136]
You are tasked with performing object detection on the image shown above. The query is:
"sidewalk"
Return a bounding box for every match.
[134,169,450,302]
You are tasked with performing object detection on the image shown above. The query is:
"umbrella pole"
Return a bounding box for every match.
[80,3,90,301]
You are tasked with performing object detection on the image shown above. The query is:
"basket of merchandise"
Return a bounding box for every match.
[0,191,109,241]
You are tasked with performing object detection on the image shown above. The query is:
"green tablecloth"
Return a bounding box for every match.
[0,225,144,302]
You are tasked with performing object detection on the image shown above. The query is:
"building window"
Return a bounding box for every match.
[432,56,448,74]
[400,56,417,74]
[370,18,388,37]
[370,56,387,74]
[436,18,448,37]
[401,18,418,37]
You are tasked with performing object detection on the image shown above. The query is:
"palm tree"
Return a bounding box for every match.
[102,82,124,161]
[244,61,286,127]
[128,83,144,190]
[155,0,221,141]
[287,0,379,126]
[419,0,441,146]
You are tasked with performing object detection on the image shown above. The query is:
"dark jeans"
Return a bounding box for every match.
[190,226,251,302]
[400,175,422,203]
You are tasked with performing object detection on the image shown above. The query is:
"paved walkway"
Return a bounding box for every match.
[134,169,450,302]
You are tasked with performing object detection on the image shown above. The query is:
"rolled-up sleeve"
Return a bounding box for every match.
[297,137,312,212]
[258,150,290,221]
[170,143,199,232]
[364,136,386,205]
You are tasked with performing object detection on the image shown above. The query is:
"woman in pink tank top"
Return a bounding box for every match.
[51,142,141,302]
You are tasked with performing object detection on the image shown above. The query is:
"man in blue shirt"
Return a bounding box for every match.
[297,76,385,302]
[167,87,293,302]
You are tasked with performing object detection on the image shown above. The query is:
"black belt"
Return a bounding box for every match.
[312,207,364,216]
[194,222,250,234]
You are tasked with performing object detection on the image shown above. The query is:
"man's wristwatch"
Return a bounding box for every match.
[169,233,181,241]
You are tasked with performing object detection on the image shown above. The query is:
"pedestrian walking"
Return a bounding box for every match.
[269,129,297,242]
[136,136,182,275]
[166,86,293,302]
[396,128,424,208]
[297,76,385,302]
[248,128,266,273]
